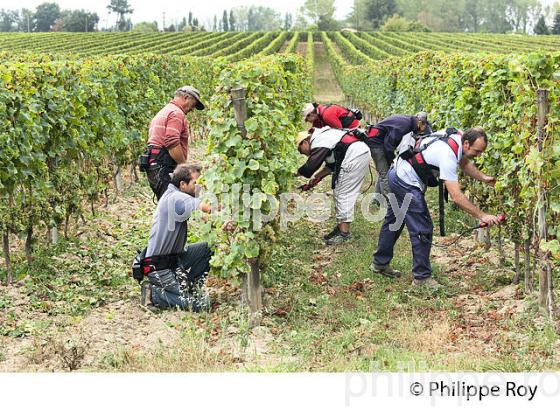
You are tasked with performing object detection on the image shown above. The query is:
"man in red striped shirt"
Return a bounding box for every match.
[144,86,205,200]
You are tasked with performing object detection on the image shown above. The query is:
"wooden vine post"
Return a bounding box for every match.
[536,88,556,317]
[231,86,263,320]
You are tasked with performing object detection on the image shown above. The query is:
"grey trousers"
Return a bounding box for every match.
[370,146,391,196]
[333,152,370,223]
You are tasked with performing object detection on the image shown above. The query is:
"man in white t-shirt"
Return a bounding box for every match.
[371,127,500,288]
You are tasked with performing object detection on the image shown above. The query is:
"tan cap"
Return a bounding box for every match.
[296,131,310,147]
[176,85,205,110]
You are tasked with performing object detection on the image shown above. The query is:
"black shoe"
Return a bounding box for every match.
[370,263,401,279]
[325,231,352,245]
[412,277,443,290]
[323,226,340,240]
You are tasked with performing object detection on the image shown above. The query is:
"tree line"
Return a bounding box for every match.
[0,3,98,33]
[1,0,559,34]
[342,0,560,34]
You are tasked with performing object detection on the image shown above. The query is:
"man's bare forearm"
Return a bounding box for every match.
[168,144,187,164]
[445,180,484,219]
[460,158,489,182]
[314,166,332,180]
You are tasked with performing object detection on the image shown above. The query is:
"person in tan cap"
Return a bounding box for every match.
[296,127,370,245]
[142,85,205,200]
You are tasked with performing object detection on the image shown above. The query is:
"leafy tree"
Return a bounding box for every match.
[229,10,236,31]
[188,11,192,26]
[192,17,199,28]
[177,17,186,31]
[284,12,293,30]
[51,17,64,31]
[60,9,99,32]
[247,7,255,31]
[213,14,217,31]
[245,6,283,31]
[302,0,335,25]
[380,14,429,31]
[346,0,372,31]
[34,2,61,32]
[17,8,34,32]
[534,14,550,34]
[480,0,512,32]
[222,10,229,31]
[552,10,560,34]
[293,8,309,30]
[318,15,340,30]
[507,0,540,33]
[464,0,481,32]
[107,0,133,32]
[364,0,397,29]
[0,9,18,32]
[132,21,158,32]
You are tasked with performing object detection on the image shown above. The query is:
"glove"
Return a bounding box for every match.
[299,176,322,191]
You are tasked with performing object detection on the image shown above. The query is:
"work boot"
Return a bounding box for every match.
[140,281,153,306]
[188,280,211,313]
[325,231,352,245]
[370,263,401,279]
[411,277,443,290]
[323,226,340,240]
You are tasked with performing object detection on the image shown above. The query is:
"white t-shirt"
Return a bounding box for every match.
[311,126,369,166]
[395,132,463,191]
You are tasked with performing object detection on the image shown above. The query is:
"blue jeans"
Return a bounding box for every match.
[148,242,212,310]
[373,169,433,280]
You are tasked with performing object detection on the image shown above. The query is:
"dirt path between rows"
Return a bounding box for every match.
[313,42,344,104]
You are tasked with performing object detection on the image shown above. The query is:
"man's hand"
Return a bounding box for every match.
[309,176,321,186]
[479,214,501,227]
[222,220,235,232]
[482,175,496,187]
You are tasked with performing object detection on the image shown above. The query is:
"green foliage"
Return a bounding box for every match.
[364,0,397,29]
[60,9,99,32]
[0,53,219,248]
[34,2,60,32]
[0,9,19,32]
[553,11,560,35]
[534,15,551,35]
[282,31,300,54]
[131,21,158,33]
[200,54,311,277]
[380,14,430,32]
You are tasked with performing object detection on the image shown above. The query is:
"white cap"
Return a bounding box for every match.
[302,103,315,119]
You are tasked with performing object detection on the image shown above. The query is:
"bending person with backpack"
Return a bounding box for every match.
[303,102,362,130]
[370,127,498,288]
[296,127,370,245]
[366,112,431,196]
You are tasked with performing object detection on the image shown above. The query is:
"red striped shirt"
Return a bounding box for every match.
[147,100,190,159]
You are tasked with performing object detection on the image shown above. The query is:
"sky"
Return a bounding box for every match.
[0,0,350,30]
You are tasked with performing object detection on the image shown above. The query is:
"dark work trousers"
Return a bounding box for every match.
[369,145,391,197]
[148,242,213,310]
[373,169,433,280]
[145,147,176,201]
